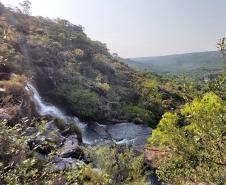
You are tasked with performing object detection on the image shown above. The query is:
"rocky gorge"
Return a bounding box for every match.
[25,81,152,162]
[21,81,163,184]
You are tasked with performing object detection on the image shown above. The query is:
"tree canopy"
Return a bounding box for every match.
[148,92,226,184]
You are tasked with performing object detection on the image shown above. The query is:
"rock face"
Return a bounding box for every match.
[27,119,84,170]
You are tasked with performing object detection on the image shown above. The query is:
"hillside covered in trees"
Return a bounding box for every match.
[122,51,224,81]
[0,1,225,185]
[0,1,186,127]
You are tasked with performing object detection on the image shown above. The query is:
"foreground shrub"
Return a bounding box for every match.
[148,92,226,184]
[87,146,149,185]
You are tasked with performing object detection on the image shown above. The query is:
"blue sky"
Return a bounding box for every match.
[1,0,226,57]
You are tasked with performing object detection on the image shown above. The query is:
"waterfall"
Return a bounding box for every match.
[25,82,152,147]
[25,82,91,144]
[25,82,65,120]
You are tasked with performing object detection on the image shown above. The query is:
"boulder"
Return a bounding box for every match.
[38,119,65,147]
[60,135,83,159]
[39,129,65,147]
[28,120,65,154]
[52,157,84,171]
[45,119,59,131]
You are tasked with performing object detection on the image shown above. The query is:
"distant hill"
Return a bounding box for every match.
[122,51,224,80]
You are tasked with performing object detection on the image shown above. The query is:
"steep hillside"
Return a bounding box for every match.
[0,3,184,126]
[123,51,224,80]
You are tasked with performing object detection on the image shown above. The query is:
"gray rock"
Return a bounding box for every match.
[22,127,37,136]
[60,135,83,158]
[29,120,65,152]
[45,120,58,131]
[37,119,65,146]
[39,129,65,147]
[52,157,84,171]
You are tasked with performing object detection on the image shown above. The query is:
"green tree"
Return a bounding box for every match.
[18,0,31,15]
[217,37,226,72]
[148,92,226,184]
[208,38,226,97]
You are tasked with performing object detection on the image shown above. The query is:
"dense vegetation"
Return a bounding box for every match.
[147,38,226,184]
[0,1,185,126]
[148,93,225,184]
[0,118,150,185]
[0,1,225,185]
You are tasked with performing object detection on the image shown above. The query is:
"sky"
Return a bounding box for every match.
[1,0,226,58]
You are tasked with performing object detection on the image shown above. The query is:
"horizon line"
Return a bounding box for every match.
[126,50,219,59]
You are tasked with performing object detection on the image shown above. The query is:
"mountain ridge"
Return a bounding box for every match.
[122,50,224,80]
[129,50,219,61]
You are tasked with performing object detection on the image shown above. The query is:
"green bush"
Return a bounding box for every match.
[127,105,155,125]
[96,82,110,93]
[56,86,100,118]
[148,92,226,184]
[86,146,148,185]
[66,165,111,185]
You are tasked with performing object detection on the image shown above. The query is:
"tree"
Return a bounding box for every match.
[217,37,226,72]
[18,0,31,15]
[208,38,226,95]
[148,92,226,184]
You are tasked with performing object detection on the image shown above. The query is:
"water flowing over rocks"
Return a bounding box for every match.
[25,82,152,149]
[25,82,155,180]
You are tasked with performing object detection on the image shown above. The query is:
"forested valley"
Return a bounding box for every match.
[0,1,225,185]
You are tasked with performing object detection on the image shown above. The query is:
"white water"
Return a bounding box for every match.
[25,82,151,147]
[25,82,89,141]
[26,82,65,120]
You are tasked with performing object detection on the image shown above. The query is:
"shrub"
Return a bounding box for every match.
[74,48,84,59]
[127,105,155,125]
[66,165,111,185]
[56,86,100,118]
[93,54,115,75]
[148,92,226,184]
[87,146,148,185]
[96,82,110,93]
[0,75,26,105]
